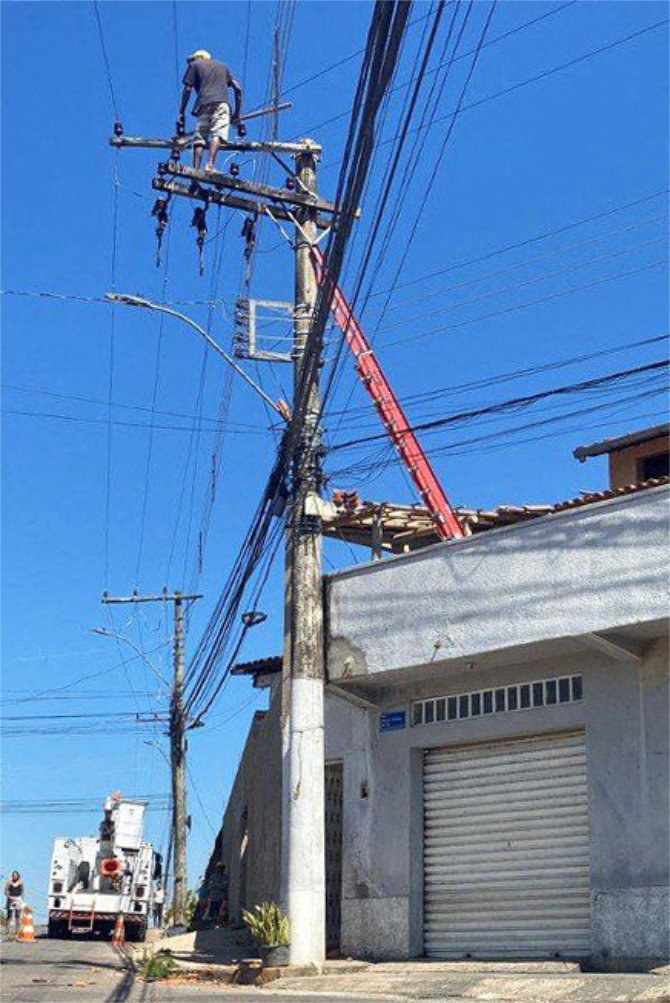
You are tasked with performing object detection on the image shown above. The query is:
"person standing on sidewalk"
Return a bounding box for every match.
[4,871,24,936]
[206,862,229,926]
[176,50,244,173]
[152,884,165,928]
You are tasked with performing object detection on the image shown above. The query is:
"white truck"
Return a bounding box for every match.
[47,793,162,941]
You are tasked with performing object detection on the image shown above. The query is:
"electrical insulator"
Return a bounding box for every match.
[230,162,240,178]
[150,197,170,268]
[285,176,295,190]
[190,207,208,276]
[241,216,256,262]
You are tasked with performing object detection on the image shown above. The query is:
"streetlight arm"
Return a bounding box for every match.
[91,627,171,690]
[105,293,286,418]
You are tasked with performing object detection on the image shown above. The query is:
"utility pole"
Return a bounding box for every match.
[108,128,339,965]
[102,589,201,927]
[284,146,326,966]
[171,592,188,926]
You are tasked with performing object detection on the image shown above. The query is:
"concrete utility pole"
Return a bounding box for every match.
[108,128,338,964]
[102,590,201,927]
[285,147,326,966]
[170,592,188,927]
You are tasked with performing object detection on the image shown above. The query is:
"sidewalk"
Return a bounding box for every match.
[267,961,670,1002]
[136,931,670,1003]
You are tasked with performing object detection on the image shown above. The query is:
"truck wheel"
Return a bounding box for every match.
[48,919,68,939]
[127,921,147,943]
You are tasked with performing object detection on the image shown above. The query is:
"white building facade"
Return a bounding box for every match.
[212,480,669,968]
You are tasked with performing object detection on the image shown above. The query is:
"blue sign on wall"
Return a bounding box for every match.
[379,710,406,733]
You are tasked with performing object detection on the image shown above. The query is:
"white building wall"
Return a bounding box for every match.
[325,642,669,963]
[324,488,670,964]
[327,487,669,681]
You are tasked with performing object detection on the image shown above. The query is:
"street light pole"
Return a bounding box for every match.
[105,293,285,417]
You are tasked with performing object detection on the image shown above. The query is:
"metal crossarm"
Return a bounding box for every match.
[109,134,321,157]
[311,246,464,541]
[158,162,342,216]
[152,177,333,231]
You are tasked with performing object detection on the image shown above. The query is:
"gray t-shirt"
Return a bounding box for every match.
[183,59,233,115]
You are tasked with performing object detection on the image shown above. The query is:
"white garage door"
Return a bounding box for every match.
[424,731,591,958]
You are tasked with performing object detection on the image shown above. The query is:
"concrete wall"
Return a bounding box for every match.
[326,487,669,681]
[216,697,282,921]
[324,641,669,964]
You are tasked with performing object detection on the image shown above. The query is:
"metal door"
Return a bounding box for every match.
[325,762,343,952]
[424,731,591,958]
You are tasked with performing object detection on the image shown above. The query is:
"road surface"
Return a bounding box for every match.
[0,935,384,1003]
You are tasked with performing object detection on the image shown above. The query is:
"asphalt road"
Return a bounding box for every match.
[0,935,386,1003]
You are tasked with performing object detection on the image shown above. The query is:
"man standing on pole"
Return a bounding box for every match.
[176,50,244,172]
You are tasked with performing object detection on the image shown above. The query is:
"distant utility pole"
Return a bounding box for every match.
[102,589,202,927]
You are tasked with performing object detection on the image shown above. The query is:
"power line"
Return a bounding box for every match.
[381,256,668,348]
[329,333,669,427]
[375,233,667,338]
[369,191,669,300]
[380,211,668,319]
[298,1,576,137]
[362,16,670,167]
[1,384,267,429]
[330,359,669,451]
[92,0,120,120]
[323,1,498,439]
[1,407,270,435]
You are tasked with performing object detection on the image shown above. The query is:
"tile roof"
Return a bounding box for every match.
[230,655,282,677]
[322,477,669,554]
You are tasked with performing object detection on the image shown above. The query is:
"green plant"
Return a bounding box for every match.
[143,951,177,981]
[242,902,289,948]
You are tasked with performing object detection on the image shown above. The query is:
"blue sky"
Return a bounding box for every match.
[2,0,668,914]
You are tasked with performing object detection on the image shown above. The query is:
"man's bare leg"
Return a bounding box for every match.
[194,143,206,170]
[205,137,222,172]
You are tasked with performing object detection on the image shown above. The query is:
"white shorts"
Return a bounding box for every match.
[194,102,230,145]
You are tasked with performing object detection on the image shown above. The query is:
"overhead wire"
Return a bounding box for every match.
[301,0,576,139]
[382,255,668,348]
[329,333,668,427]
[183,1,415,723]
[322,1,498,445]
[359,16,670,167]
[379,211,668,320]
[330,359,669,452]
[374,233,667,340]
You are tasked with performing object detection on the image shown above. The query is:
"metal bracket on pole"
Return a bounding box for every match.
[235,298,294,364]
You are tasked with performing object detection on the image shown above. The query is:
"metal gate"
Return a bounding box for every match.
[424,731,591,958]
[325,761,343,952]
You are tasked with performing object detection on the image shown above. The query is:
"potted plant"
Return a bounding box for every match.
[242,902,290,967]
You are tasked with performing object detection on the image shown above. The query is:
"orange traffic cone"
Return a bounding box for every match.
[112,912,125,946]
[17,906,35,943]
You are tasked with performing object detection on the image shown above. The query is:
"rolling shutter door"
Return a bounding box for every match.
[424,731,591,958]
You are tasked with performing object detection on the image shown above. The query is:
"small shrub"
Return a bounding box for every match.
[242,902,289,948]
[143,951,177,981]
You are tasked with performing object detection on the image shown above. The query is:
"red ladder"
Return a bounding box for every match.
[310,247,464,541]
